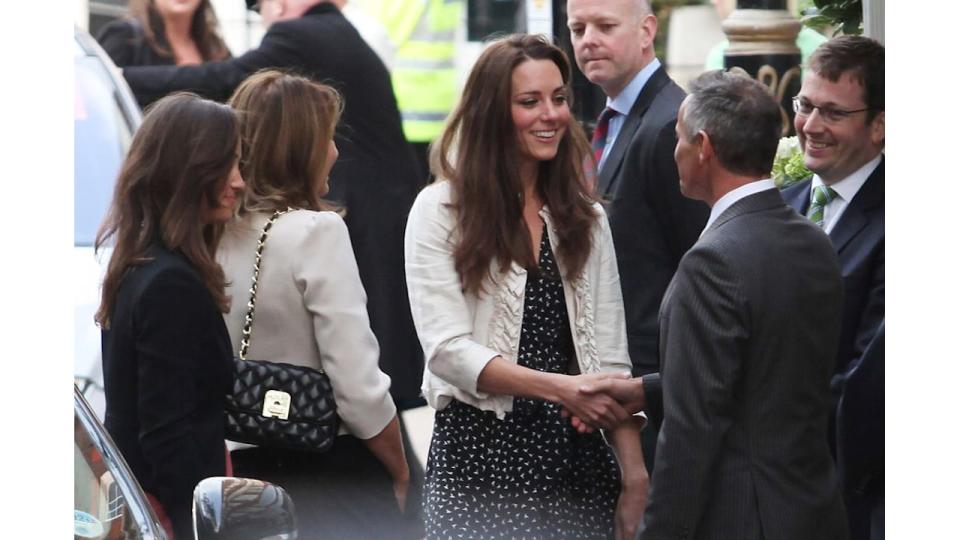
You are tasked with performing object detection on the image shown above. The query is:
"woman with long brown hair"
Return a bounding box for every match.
[96,0,230,68]
[95,92,244,539]
[218,69,419,539]
[404,34,649,539]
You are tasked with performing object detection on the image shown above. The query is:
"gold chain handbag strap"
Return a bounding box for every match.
[238,208,293,360]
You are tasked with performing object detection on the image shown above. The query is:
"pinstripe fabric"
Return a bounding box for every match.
[638,189,849,540]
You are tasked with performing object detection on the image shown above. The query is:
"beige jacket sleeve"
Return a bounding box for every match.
[592,205,633,375]
[293,212,396,439]
[404,183,499,398]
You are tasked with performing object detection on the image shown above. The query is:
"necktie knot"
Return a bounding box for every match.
[807,185,839,228]
[597,107,616,125]
[811,185,838,206]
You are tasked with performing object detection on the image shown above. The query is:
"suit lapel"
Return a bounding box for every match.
[597,67,672,196]
[783,178,813,214]
[829,158,884,254]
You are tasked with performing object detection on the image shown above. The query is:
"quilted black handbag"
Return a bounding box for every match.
[224,209,340,453]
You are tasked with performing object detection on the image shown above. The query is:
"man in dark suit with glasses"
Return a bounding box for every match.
[781,35,885,540]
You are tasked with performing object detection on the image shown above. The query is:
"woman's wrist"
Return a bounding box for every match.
[540,372,569,404]
[621,470,649,488]
[392,462,411,482]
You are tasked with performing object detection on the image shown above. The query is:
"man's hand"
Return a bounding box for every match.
[553,372,632,430]
[564,376,646,433]
[581,376,646,413]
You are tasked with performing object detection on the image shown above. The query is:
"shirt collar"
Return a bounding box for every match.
[811,152,882,203]
[606,58,661,115]
[701,178,777,236]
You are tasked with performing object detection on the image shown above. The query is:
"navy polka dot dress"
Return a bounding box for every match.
[424,226,621,539]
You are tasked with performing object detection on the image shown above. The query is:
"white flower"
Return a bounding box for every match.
[775,136,800,161]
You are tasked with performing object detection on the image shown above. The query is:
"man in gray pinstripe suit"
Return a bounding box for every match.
[581,71,849,539]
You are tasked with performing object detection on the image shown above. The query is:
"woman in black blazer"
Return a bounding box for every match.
[95,93,244,539]
[96,0,230,68]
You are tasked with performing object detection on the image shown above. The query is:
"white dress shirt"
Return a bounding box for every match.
[810,153,882,233]
[701,179,777,236]
[597,58,662,172]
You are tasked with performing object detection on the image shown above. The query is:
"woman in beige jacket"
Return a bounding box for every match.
[218,70,418,539]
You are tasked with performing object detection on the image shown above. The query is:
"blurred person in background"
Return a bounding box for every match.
[97,0,231,67]
[405,34,647,540]
[339,0,396,70]
[352,0,463,184]
[95,93,244,540]
[120,0,427,413]
[220,69,422,539]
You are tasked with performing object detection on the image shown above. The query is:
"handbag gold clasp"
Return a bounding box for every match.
[262,390,291,420]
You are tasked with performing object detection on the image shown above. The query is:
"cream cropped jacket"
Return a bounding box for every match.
[404,181,632,419]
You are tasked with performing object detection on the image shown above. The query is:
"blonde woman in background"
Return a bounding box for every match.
[97,0,230,68]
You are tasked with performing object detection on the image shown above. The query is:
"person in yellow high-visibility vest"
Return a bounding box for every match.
[355,0,462,183]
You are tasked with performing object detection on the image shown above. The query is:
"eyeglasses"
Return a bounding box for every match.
[792,96,872,124]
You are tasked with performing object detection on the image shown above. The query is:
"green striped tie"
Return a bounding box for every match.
[807,185,838,228]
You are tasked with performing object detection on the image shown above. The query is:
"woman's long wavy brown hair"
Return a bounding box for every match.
[227,70,343,214]
[94,93,240,328]
[129,0,230,62]
[431,34,598,294]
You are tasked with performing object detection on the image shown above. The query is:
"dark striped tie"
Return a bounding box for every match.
[807,185,838,228]
[591,107,617,168]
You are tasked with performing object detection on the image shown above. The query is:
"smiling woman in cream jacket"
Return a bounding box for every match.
[404,34,648,540]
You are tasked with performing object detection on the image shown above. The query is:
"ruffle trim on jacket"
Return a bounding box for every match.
[570,269,600,374]
[487,265,525,368]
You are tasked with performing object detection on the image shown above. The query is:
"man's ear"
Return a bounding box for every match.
[697,130,714,164]
[869,110,885,148]
[639,14,658,49]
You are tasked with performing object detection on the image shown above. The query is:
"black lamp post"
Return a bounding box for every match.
[722,0,802,136]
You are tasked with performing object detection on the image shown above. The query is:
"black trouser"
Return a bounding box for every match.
[232,423,424,540]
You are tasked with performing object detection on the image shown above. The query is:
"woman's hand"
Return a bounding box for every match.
[392,471,411,513]
[476,359,630,429]
[361,416,412,513]
[615,474,649,540]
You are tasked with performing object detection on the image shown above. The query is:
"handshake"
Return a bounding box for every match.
[557,372,647,434]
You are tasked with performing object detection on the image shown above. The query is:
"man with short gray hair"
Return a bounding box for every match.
[581,71,849,539]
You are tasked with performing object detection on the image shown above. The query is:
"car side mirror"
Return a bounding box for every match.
[193,477,297,539]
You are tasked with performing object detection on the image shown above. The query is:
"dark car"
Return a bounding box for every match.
[74,385,298,539]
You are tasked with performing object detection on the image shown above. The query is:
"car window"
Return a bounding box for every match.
[75,54,134,247]
[75,414,142,539]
